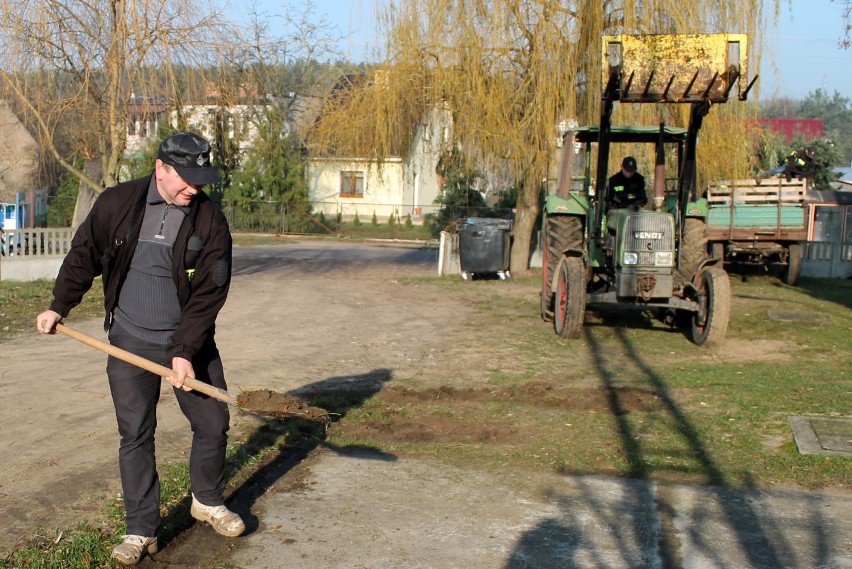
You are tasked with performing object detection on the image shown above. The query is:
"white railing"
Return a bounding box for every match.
[0,227,74,257]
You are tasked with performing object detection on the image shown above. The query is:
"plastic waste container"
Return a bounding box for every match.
[456,217,512,280]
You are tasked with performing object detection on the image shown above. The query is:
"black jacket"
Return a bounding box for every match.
[50,175,232,361]
[607,171,648,209]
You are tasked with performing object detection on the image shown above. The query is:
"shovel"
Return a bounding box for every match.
[57,323,238,404]
[55,323,330,423]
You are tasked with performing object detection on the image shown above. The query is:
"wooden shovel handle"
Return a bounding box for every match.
[56,323,237,405]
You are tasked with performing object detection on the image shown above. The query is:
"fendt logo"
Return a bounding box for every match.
[633,231,664,239]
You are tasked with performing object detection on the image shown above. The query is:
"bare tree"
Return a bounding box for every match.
[0,0,228,198]
[837,0,852,48]
[310,0,774,273]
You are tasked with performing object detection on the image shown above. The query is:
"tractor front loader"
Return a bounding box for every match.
[540,34,756,346]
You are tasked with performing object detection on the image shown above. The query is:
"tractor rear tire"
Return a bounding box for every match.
[554,256,586,339]
[679,218,709,281]
[689,266,730,347]
[541,215,583,321]
[783,243,802,286]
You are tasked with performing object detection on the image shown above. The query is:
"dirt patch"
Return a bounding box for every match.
[335,381,667,446]
[344,414,523,445]
[377,381,666,412]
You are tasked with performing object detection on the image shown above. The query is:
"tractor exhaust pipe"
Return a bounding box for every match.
[654,122,666,210]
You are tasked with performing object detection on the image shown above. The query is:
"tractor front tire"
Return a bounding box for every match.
[541,215,584,322]
[554,256,586,339]
[689,266,731,347]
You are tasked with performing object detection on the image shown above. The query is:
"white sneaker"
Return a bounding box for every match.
[110,534,158,565]
[190,494,246,537]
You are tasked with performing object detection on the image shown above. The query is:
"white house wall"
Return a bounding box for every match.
[180,105,264,153]
[306,106,452,220]
[125,104,266,159]
[403,105,452,216]
[308,158,404,219]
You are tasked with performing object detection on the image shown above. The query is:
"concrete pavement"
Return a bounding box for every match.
[147,446,851,569]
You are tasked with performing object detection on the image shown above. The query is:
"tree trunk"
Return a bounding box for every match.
[71,160,103,230]
[509,179,541,274]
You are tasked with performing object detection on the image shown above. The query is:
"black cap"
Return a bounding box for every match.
[158,132,220,186]
[622,156,637,172]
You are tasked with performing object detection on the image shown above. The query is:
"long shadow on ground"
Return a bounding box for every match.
[139,368,393,567]
[503,326,836,569]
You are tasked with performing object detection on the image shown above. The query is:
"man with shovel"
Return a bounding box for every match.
[36,132,245,565]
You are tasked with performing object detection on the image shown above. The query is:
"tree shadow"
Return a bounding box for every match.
[585,305,675,332]
[231,243,437,277]
[503,477,663,569]
[146,368,393,560]
[795,277,852,310]
[724,263,852,311]
[503,328,835,569]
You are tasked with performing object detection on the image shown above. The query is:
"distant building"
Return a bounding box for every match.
[759,118,824,144]
[125,85,268,159]
[123,80,452,219]
[0,100,39,204]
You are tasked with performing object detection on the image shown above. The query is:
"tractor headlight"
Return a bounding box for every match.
[623,252,638,265]
[655,251,674,266]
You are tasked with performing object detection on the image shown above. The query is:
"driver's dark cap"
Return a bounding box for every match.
[622,156,637,172]
[158,132,220,186]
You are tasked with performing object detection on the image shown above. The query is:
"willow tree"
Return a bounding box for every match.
[0,0,228,203]
[310,0,775,272]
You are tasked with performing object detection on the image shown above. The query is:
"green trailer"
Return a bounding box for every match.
[704,178,808,285]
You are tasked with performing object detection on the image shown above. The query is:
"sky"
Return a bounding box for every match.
[226,0,852,102]
[223,0,381,62]
[760,0,852,100]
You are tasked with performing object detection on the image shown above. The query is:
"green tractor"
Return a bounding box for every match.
[539,33,756,346]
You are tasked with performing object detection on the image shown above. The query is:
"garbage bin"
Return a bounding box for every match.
[456,217,512,280]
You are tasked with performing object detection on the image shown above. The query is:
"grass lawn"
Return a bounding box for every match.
[327,273,852,491]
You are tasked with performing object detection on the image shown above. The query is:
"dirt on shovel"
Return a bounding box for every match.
[237,389,331,424]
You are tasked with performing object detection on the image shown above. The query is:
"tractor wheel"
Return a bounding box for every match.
[689,266,731,347]
[541,215,584,321]
[679,218,709,281]
[783,243,802,286]
[554,256,586,339]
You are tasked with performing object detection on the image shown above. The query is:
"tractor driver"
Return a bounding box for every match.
[606,156,648,211]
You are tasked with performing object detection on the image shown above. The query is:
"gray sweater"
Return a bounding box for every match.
[114,179,189,344]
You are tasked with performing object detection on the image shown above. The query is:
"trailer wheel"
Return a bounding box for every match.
[689,266,730,347]
[783,243,802,286]
[554,256,586,339]
[541,215,583,321]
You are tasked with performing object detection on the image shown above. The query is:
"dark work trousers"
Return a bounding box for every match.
[106,321,230,537]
